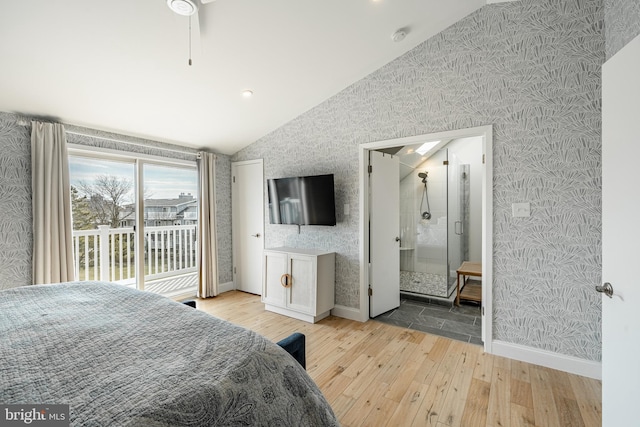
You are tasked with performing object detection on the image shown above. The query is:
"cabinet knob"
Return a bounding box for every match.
[280,273,292,288]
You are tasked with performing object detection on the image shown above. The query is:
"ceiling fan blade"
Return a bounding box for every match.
[196,3,208,37]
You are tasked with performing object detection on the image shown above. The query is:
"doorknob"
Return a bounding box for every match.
[596,282,613,298]
[395,236,401,245]
[251,233,261,238]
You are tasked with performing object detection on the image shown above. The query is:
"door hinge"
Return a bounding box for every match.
[233,267,236,274]
[443,160,449,166]
[368,287,373,296]
[482,154,485,164]
[482,306,484,316]
[233,176,236,183]
[368,165,373,174]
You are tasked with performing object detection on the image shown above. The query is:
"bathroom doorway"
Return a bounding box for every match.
[359,126,493,349]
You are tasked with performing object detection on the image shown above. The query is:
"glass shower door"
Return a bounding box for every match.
[447,152,464,296]
[411,148,449,297]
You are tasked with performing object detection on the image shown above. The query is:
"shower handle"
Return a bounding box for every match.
[455,221,463,235]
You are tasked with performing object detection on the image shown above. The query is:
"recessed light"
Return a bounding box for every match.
[242,90,253,98]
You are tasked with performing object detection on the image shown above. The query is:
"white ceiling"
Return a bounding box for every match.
[0,0,488,155]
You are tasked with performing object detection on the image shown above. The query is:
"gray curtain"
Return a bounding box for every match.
[31,121,75,284]
[197,152,218,297]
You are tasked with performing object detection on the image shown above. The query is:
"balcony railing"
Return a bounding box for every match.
[72,224,197,284]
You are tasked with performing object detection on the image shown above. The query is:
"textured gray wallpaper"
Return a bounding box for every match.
[215,155,233,284]
[605,0,640,59]
[0,112,233,289]
[65,125,198,162]
[0,113,32,289]
[234,0,604,361]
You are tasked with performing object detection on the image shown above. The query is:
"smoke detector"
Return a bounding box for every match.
[391,28,408,42]
[167,0,198,16]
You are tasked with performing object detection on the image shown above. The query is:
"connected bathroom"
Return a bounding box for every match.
[396,136,483,300]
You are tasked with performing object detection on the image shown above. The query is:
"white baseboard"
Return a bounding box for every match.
[218,281,235,294]
[331,304,368,322]
[264,304,330,324]
[491,340,602,380]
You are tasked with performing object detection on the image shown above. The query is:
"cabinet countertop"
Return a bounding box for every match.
[265,247,335,256]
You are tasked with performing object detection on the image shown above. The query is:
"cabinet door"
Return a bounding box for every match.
[287,254,316,315]
[262,251,287,307]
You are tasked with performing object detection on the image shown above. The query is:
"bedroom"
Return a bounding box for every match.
[0,0,638,425]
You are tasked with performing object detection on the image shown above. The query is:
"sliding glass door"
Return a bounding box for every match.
[141,163,198,296]
[69,153,198,297]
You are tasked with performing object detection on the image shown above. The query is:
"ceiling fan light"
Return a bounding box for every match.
[167,0,198,16]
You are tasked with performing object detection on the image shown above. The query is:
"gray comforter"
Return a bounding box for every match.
[0,282,338,426]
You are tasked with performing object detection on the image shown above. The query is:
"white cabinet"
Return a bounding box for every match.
[262,247,335,323]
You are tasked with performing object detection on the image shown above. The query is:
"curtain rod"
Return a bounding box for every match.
[65,130,198,156]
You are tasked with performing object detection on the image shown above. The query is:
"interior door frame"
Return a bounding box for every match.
[231,159,264,293]
[359,125,493,352]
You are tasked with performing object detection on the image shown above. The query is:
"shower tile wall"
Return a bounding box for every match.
[400,271,449,296]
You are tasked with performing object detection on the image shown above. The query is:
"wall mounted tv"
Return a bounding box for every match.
[267,174,336,226]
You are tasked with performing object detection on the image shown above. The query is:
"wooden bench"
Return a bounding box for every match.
[455,261,482,306]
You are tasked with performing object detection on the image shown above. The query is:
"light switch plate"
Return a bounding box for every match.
[512,202,530,217]
[344,203,350,215]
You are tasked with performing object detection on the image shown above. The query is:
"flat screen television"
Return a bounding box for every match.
[267,174,336,226]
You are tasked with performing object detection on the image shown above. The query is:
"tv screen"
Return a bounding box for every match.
[268,174,336,226]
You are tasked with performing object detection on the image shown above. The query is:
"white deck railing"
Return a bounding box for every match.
[72,224,197,282]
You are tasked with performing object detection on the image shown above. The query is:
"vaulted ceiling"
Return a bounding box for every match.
[0,0,497,154]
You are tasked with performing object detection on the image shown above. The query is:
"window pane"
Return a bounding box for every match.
[68,156,135,283]
[143,163,198,297]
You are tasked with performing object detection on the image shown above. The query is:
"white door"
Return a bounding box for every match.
[369,150,400,317]
[602,34,640,425]
[232,160,264,294]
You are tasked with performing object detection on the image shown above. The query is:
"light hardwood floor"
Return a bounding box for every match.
[196,291,602,427]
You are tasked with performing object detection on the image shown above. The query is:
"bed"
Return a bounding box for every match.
[0,281,338,426]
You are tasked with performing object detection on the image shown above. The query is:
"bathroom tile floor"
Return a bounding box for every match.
[373,294,483,345]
